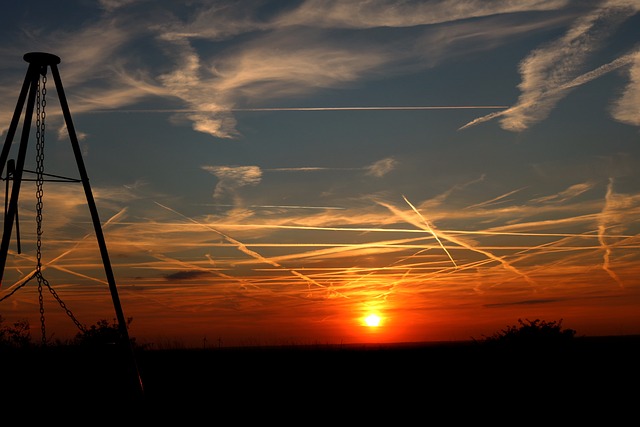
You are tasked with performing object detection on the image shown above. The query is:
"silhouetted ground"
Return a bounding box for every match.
[2,335,638,421]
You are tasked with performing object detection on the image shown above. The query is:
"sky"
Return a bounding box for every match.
[0,0,639,348]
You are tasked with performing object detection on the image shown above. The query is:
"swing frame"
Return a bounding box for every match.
[0,52,143,397]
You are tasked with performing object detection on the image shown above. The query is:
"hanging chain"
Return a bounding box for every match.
[36,69,46,272]
[33,68,86,345]
[35,70,47,344]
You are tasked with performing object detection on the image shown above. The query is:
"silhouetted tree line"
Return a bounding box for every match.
[0,315,137,349]
[1,315,578,350]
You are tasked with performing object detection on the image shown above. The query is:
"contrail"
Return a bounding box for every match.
[463,187,527,209]
[197,203,346,210]
[265,167,358,172]
[382,197,537,286]
[402,195,457,268]
[159,221,630,238]
[147,250,263,292]
[84,106,510,114]
[598,179,624,287]
[154,201,335,293]
[459,52,638,131]
[232,106,510,112]
[0,207,129,295]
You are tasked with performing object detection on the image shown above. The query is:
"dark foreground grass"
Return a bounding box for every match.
[2,335,638,420]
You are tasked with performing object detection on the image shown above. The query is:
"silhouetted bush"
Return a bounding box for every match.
[482,318,576,348]
[72,317,137,347]
[0,315,32,349]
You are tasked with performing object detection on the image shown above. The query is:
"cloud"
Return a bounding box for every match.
[532,182,596,204]
[597,178,625,287]
[484,298,563,308]
[275,0,569,29]
[211,35,390,99]
[149,3,391,137]
[157,2,269,41]
[164,270,210,282]
[8,174,638,304]
[611,49,640,126]
[460,2,640,131]
[501,2,638,131]
[142,1,574,138]
[0,14,159,137]
[150,27,390,137]
[98,0,141,13]
[260,157,396,177]
[0,0,583,140]
[202,165,263,200]
[3,0,633,141]
[460,51,639,131]
[152,40,239,138]
[365,157,398,177]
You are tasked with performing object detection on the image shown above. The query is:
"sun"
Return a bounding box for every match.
[364,313,381,327]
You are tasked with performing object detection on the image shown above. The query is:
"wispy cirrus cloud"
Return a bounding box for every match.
[0,18,142,136]
[110,0,577,138]
[366,158,398,177]
[201,165,263,201]
[461,1,640,131]
[197,157,398,212]
[611,49,640,126]
[275,0,570,28]
[532,182,595,204]
[0,0,585,140]
[98,0,141,13]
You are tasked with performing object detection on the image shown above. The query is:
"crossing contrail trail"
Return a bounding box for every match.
[85,106,510,113]
[154,201,336,293]
[401,195,457,268]
[458,52,638,131]
[232,106,510,111]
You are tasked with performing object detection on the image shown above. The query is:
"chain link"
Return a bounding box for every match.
[36,72,46,273]
[43,274,87,333]
[35,73,46,344]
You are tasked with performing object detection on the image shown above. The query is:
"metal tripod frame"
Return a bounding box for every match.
[0,52,143,396]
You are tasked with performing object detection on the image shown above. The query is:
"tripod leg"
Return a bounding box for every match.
[4,160,22,254]
[50,63,144,397]
[0,64,40,286]
[0,66,33,178]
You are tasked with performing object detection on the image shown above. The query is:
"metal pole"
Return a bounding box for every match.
[48,59,144,397]
[0,62,34,178]
[48,63,125,338]
[0,62,40,285]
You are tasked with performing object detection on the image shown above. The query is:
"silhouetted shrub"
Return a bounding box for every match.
[482,318,576,348]
[0,315,32,349]
[73,317,136,347]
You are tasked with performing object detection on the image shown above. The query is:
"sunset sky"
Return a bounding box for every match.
[0,0,639,348]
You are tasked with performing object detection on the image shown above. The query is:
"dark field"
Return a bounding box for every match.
[3,336,638,420]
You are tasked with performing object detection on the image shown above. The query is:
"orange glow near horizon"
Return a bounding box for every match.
[1,182,640,348]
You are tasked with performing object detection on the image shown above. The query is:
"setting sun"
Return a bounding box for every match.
[364,314,381,327]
